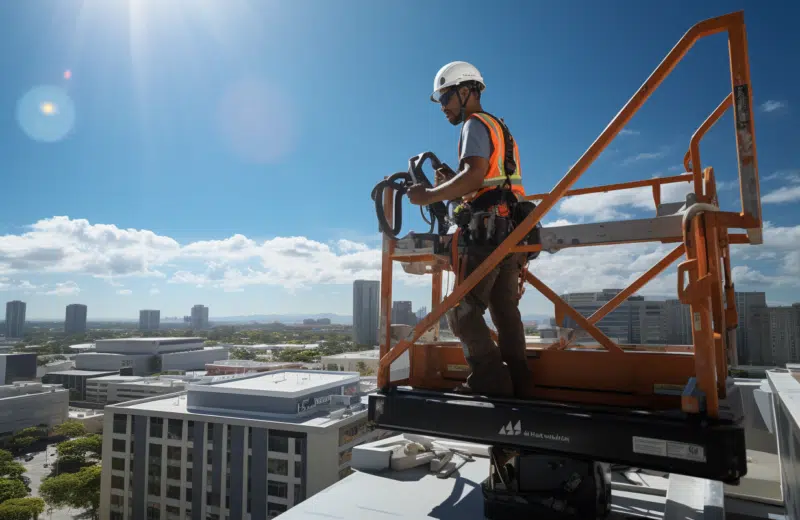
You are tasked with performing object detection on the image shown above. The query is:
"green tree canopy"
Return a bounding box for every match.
[52,421,87,439]
[0,479,27,504]
[39,465,101,518]
[0,451,25,481]
[56,435,102,466]
[0,497,45,520]
[229,347,257,361]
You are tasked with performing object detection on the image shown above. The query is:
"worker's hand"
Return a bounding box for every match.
[434,164,456,186]
[408,184,433,206]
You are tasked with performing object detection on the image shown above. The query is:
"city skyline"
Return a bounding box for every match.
[0,3,798,319]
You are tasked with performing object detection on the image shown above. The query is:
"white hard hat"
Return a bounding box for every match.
[430,61,485,102]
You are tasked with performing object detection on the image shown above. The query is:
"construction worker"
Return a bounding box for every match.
[408,61,532,399]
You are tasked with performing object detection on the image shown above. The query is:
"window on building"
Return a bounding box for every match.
[185,467,193,482]
[267,458,288,476]
[166,465,181,480]
[111,475,124,490]
[294,438,304,455]
[150,417,163,438]
[185,487,193,503]
[294,483,304,504]
[166,485,181,500]
[149,443,162,459]
[111,513,124,520]
[187,420,195,443]
[167,446,181,461]
[206,450,213,464]
[206,492,219,507]
[294,460,302,478]
[111,457,125,471]
[112,439,126,452]
[167,419,183,440]
[267,503,287,515]
[147,478,161,497]
[268,434,288,453]
[207,423,215,442]
[146,503,160,520]
[267,481,287,499]
[113,414,127,434]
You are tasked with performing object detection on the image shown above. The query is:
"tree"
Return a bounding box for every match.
[229,347,256,360]
[5,438,34,453]
[0,497,45,520]
[55,435,102,467]
[0,479,27,504]
[39,465,101,519]
[355,361,374,376]
[0,451,25,480]
[52,421,87,439]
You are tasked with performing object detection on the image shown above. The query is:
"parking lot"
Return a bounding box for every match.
[16,446,81,520]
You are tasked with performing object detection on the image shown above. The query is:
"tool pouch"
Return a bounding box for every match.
[511,200,543,260]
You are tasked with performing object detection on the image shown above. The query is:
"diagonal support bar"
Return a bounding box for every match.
[589,244,686,325]
[523,270,624,354]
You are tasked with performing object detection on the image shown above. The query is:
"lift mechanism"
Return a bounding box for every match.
[368,10,761,517]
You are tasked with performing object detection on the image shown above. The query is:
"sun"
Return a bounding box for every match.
[40,101,58,116]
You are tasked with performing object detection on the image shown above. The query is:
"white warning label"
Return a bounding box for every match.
[632,436,667,457]
[667,441,706,462]
[632,436,706,462]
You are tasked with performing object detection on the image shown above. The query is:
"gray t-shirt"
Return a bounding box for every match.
[459,117,492,162]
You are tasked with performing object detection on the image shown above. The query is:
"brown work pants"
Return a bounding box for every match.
[446,250,531,398]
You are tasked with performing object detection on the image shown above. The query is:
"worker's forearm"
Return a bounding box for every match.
[427,168,483,203]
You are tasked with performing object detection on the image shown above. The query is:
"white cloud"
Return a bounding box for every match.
[42,281,80,296]
[557,180,693,220]
[761,100,787,113]
[715,180,738,191]
[762,185,800,204]
[0,216,798,302]
[619,129,640,136]
[620,150,667,166]
[668,165,684,173]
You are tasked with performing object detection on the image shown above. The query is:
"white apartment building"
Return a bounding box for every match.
[99,370,387,520]
[0,382,68,437]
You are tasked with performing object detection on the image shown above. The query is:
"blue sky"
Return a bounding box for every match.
[1,0,798,320]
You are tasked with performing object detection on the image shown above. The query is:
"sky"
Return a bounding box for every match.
[1,0,798,320]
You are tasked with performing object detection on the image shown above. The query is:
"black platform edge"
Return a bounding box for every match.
[368,388,747,484]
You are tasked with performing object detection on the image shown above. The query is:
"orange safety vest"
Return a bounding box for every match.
[458,112,525,203]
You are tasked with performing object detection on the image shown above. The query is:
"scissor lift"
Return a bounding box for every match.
[368,10,762,519]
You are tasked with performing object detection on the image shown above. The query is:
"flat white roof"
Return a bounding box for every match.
[96,337,204,343]
[121,392,368,428]
[188,370,359,398]
[87,375,144,382]
[322,350,379,360]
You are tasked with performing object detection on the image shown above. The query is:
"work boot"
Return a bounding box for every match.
[456,352,514,398]
[507,360,533,399]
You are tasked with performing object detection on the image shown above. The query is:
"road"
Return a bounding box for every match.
[17,445,81,520]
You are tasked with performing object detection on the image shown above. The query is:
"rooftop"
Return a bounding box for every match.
[206,360,301,367]
[96,337,203,343]
[87,375,144,382]
[45,369,118,377]
[189,370,359,398]
[322,350,379,360]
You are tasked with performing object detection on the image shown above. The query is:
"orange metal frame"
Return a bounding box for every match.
[377,11,762,419]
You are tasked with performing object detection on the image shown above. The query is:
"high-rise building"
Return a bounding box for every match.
[664,299,692,345]
[766,304,800,367]
[191,305,209,330]
[735,292,767,364]
[139,310,161,331]
[392,301,415,326]
[99,370,387,520]
[5,301,26,339]
[353,281,379,346]
[65,304,88,335]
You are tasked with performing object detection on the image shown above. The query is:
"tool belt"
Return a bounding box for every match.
[453,189,542,259]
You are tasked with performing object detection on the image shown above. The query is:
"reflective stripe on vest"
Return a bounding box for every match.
[459,113,525,202]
